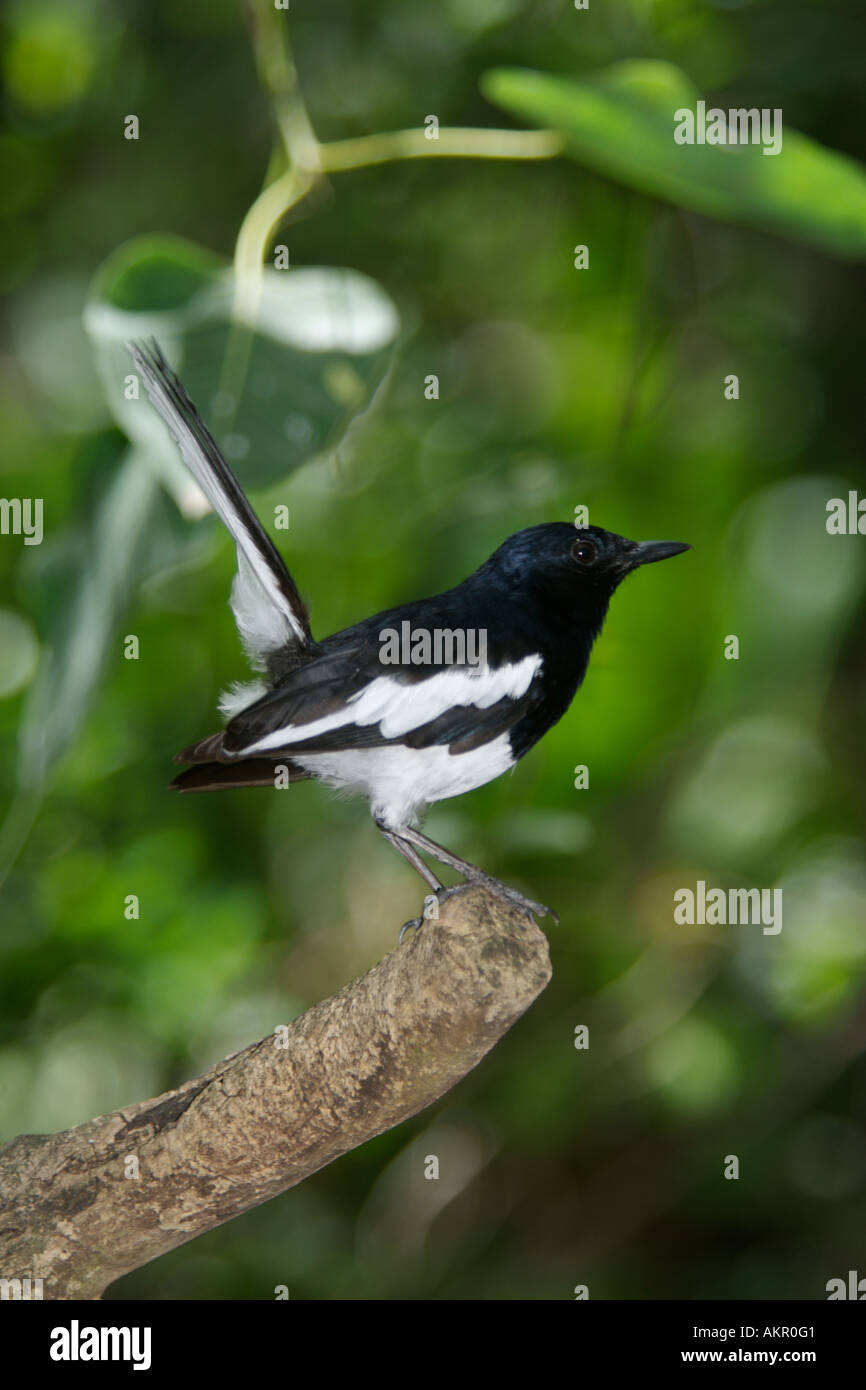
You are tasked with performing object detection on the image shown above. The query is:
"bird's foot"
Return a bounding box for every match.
[462,872,559,925]
[398,879,557,942]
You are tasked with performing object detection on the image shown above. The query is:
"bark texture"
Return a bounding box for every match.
[0,886,551,1298]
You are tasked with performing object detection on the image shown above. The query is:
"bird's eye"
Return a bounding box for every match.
[571,538,598,566]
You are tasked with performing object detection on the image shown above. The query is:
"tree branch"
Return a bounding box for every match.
[0,886,551,1299]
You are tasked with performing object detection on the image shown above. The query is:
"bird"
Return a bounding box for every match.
[128,340,690,928]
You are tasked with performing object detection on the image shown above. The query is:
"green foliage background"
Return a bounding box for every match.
[1,0,865,1300]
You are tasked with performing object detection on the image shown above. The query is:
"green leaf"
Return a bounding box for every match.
[0,610,40,700]
[482,61,866,259]
[90,236,223,318]
[85,234,401,511]
[17,449,158,786]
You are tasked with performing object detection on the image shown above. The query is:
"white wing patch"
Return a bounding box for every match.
[241,654,542,754]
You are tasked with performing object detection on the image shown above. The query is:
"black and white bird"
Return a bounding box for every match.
[129,341,689,925]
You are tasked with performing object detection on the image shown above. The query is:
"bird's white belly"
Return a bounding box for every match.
[294,734,515,831]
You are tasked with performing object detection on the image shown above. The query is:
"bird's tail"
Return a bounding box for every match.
[170,730,311,793]
[127,339,317,673]
[170,761,311,793]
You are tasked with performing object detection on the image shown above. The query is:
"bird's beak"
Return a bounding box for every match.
[631,540,691,567]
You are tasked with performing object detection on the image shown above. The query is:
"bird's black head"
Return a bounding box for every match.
[489,522,689,585]
[481,522,690,627]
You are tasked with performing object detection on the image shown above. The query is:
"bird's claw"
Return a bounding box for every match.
[444,870,557,924]
[398,916,422,944]
[489,883,559,925]
[398,893,441,942]
[398,880,557,942]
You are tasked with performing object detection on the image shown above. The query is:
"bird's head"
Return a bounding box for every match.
[485,522,691,615]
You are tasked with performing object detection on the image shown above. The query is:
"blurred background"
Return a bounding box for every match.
[1,0,865,1300]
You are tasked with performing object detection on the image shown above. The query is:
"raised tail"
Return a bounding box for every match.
[127,339,318,676]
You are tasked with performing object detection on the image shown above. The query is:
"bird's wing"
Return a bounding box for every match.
[128,340,315,671]
[219,644,543,758]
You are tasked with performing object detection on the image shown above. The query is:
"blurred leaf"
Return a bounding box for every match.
[240,266,400,353]
[10,274,107,428]
[89,236,223,319]
[482,61,866,259]
[0,610,39,700]
[85,234,401,511]
[17,449,157,787]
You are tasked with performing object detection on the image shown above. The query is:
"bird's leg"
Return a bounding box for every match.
[397,825,559,924]
[377,826,446,942]
[379,827,442,892]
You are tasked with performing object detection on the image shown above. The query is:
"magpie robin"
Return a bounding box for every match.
[129,341,689,925]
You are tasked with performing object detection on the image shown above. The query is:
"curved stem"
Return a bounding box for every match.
[232,164,315,314]
[318,125,564,172]
[227,1,564,414]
